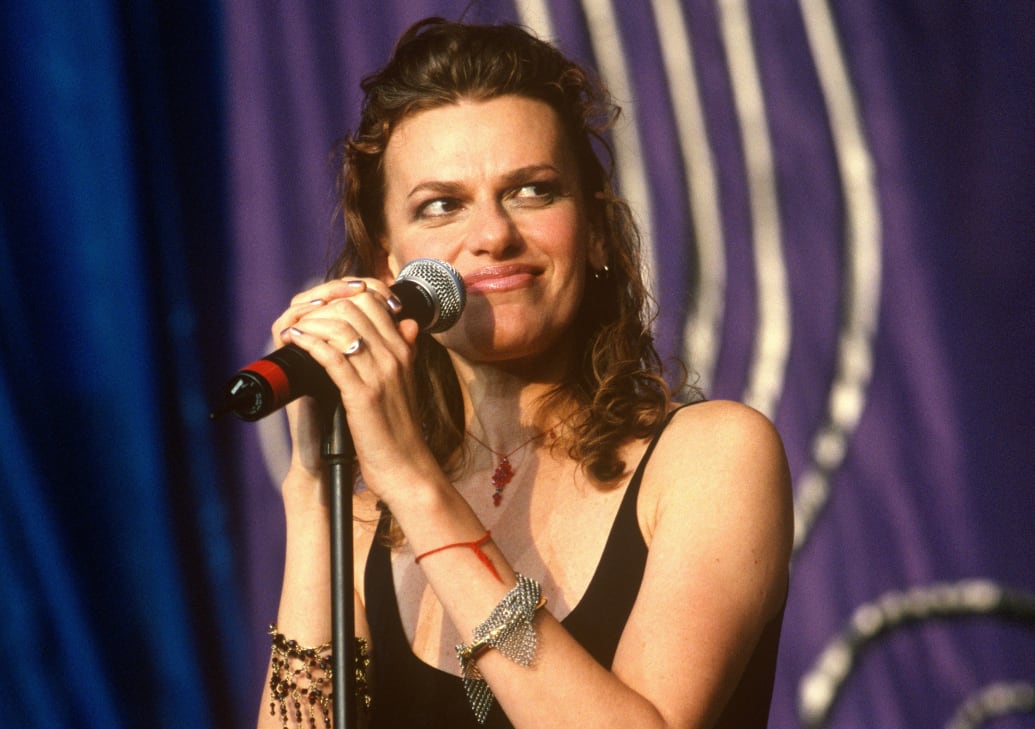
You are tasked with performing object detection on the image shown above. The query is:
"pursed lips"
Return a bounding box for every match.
[462,264,539,294]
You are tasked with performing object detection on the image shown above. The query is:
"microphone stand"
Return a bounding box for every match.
[322,402,356,728]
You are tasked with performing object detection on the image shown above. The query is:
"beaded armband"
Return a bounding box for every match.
[267,625,371,728]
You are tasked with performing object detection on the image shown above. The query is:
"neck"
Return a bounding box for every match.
[447,350,575,449]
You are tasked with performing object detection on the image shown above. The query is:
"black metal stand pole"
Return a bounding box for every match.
[324,403,356,728]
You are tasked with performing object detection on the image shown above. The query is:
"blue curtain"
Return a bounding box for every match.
[3,1,1033,728]
[1,2,245,726]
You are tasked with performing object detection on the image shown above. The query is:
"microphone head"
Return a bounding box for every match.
[395,258,467,332]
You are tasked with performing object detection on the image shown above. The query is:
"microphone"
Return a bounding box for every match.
[210,258,466,421]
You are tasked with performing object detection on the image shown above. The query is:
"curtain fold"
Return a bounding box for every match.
[0,2,246,726]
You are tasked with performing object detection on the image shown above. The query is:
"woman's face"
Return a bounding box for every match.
[380,95,604,367]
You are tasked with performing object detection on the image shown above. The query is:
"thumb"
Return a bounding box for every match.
[398,319,421,345]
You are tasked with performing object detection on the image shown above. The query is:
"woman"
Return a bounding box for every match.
[259,18,792,729]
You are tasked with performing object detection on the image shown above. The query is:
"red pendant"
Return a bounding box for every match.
[491,456,514,506]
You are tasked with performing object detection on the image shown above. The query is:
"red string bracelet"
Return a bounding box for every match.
[414,530,502,583]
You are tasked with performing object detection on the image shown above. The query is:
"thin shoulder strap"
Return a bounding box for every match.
[628,401,698,484]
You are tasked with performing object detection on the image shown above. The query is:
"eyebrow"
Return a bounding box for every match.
[405,164,562,200]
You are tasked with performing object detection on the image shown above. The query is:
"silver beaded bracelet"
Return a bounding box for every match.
[455,573,547,723]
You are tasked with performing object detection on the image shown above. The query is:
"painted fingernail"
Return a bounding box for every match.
[280,326,304,339]
[386,295,403,316]
[345,279,365,290]
[310,298,326,306]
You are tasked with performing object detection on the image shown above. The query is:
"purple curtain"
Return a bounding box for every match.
[226,2,1035,727]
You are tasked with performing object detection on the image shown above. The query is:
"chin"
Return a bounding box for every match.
[438,304,578,359]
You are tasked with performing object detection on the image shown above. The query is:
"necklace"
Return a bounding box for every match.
[465,428,551,506]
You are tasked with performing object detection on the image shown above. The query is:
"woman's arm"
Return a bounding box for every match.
[255,278,393,729]
[255,468,333,729]
[608,400,793,727]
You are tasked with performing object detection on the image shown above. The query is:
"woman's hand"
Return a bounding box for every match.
[269,276,438,506]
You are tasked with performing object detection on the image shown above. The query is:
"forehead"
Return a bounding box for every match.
[383,96,573,190]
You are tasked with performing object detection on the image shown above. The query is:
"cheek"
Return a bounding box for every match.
[533,208,589,262]
[561,270,589,319]
[559,232,593,285]
[385,229,461,274]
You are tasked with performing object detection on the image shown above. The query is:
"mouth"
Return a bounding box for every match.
[463,264,539,294]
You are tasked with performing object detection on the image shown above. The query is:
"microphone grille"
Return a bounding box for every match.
[396,258,467,332]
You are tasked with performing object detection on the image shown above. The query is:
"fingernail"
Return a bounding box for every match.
[386,295,403,315]
[310,298,326,306]
[280,326,304,339]
[345,279,365,290]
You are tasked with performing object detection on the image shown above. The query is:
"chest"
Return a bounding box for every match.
[395,468,633,672]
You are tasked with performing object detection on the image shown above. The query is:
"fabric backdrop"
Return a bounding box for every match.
[1,1,1032,727]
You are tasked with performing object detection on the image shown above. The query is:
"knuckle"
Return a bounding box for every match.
[381,358,403,381]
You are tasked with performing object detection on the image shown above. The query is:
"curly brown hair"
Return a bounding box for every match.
[330,18,690,482]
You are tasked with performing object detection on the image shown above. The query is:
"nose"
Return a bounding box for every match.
[465,201,521,257]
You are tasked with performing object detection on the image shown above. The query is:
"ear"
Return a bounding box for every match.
[587,230,608,273]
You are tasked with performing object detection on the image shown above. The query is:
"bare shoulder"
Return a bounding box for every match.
[641,399,793,603]
[650,399,790,494]
[670,397,783,441]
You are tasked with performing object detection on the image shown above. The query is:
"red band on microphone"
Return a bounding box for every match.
[245,359,292,407]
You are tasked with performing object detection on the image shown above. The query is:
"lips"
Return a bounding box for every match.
[463,264,539,293]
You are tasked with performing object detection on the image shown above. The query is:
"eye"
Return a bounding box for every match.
[510,182,558,206]
[416,197,461,219]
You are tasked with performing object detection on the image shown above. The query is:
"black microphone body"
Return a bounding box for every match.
[211,258,465,421]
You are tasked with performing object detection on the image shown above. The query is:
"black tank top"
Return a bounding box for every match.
[362,405,783,728]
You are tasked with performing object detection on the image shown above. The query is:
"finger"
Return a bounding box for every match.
[343,335,365,357]
[326,281,405,330]
[274,280,374,344]
[310,289,412,360]
[284,321,408,424]
[277,280,403,340]
[284,322,368,381]
[272,297,331,344]
[288,278,366,307]
[360,280,405,319]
